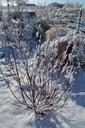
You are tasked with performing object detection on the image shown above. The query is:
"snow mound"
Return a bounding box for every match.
[37,32,85,68]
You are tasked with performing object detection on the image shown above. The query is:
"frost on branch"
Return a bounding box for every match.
[1,32,85,120]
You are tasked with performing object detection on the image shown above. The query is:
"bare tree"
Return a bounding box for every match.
[9,0,29,16]
[0,31,80,119]
[0,0,3,21]
[0,1,82,119]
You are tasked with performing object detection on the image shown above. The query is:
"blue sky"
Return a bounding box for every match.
[28,0,85,5]
[2,0,85,6]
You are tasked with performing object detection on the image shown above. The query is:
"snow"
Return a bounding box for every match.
[0,33,85,127]
[0,68,85,128]
[0,4,85,128]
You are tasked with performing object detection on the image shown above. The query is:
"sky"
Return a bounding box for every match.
[28,0,85,5]
[1,0,85,6]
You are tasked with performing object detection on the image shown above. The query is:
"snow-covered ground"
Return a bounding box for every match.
[0,33,85,127]
[0,65,85,128]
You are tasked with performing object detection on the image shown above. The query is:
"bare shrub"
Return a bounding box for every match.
[0,31,83,120]
[0,1,84,119]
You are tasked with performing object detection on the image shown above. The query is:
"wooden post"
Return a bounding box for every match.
[77,8,82,33]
